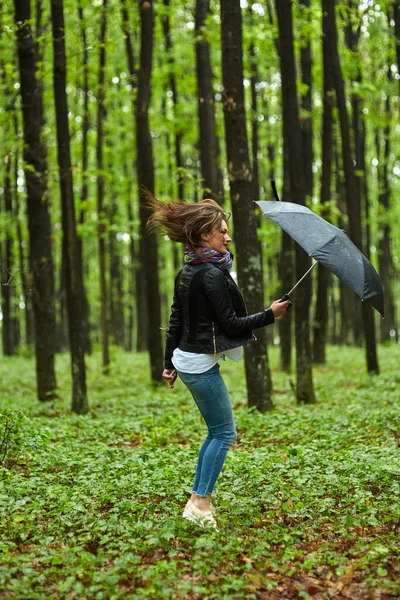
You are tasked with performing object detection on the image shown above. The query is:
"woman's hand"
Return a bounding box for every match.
[270,299,290,319]
[162,368,177,389]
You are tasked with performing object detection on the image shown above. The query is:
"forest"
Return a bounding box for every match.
[1,0,400,598]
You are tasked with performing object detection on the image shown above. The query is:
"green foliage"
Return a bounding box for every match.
[0,409,27,470]
[0,346,399,597]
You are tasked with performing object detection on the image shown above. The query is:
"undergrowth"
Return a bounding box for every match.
[0,345,399,599]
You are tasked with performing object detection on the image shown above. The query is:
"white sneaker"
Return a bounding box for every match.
[182,500,219,530]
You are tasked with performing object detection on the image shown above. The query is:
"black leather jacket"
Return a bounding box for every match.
[165,262,274,369]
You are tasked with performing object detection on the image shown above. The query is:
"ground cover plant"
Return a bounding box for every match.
[0,345,399,600]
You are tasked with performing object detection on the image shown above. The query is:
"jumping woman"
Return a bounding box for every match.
[146,194,289,530]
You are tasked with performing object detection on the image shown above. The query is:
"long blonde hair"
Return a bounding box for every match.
[144,190,230,249]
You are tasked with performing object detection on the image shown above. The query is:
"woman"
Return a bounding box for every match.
[147,193,289,530]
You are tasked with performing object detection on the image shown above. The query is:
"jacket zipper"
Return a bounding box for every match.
[212,322,217,357]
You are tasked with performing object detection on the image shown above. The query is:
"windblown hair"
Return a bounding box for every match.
[144,189,230,249]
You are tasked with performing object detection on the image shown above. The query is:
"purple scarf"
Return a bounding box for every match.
[184,246,233,270]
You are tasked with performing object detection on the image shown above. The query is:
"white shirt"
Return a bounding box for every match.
[172,346,243,374]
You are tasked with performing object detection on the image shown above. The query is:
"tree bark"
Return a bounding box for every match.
[221,0,274,412]
[313,0,334,363]
[299,0,313,200]
[275,0,315,403]
[14,0,57,399]
[376,94,396,342]
[120,0,148,353]
[14,149,34,348]
[195,0,224,204]
[393,1,400,93]
[96,0,110,372]
[162,0,185,200]
[77,0,92,355]
[109,198,125,347]
[51,0,88,413]
[137,0,163,381]
[1,153,14,356]
[326,0,379,373]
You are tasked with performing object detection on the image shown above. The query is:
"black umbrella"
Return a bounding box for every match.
[255,200,384,316]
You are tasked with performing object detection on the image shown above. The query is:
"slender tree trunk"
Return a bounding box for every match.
[51,0,88,413]
[279,122,294,372]
[313,0,334,363]
[376,94,396,341]
[137,0,163,381]
[109,198,125,347]
[126,195,136,352]
[14,151,34,348]
[77,0,92,355]
[96,0,110,372]
[299,0,313,200]
[14,0,57,399]
[326,0,378,373]
[1,153,14,356]
[249,11,260,204]
[221,0,273,412]
[195,0,224,204]
[162,0,185,200]
[275,0,315,403]
[265,1,293,373]
[393,1,400,93]
[120,0,148,352]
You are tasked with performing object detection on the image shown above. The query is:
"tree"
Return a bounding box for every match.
[393,0,400,91]
[325,0,379,373]
[376,71,397,342]
[162,0,185,201]
[137,0,163,382]
[51,0,88,413]
[120,0,148,353]
[275,0,315,403]
[313,0,334,363]
[195,0,224,204]
[96,0,110,372]
[1,151,14,356]
[77,0,92,355]
[220,0,274,412]
[14,0,57,399]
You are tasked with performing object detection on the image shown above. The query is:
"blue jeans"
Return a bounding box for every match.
[177,363,237,497]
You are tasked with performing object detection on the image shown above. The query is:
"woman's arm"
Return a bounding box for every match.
[204,269,287,336]
[164,272,183,369]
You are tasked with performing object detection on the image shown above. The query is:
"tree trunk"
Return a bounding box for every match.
[126,195,136,352]
[313,0,334,363]
[14,155,34,348]
[299,0,313,201]
[51,0,88,413]
[249,11,260,205]
[137,0,163,381]
[195,0,224,204]
[393,1,400,93]
[162,0,185,200]
[1,153,14,356]
[275,0,315,403]
[120,0,148,353]
[109,198,125,347]
[14,0,57,400]
[96,0,110,372]
[376,99,396,342]
[326,0,379,373]
[77,0,92,355]
[221,0,273,412]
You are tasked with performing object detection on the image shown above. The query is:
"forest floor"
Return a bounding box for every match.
[0,344,400,600]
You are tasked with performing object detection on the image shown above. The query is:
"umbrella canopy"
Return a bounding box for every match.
[255,200,384,316]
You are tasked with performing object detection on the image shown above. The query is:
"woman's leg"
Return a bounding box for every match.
[178,364,236,508]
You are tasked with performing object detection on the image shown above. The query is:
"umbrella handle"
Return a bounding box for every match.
[279,293,293,310]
